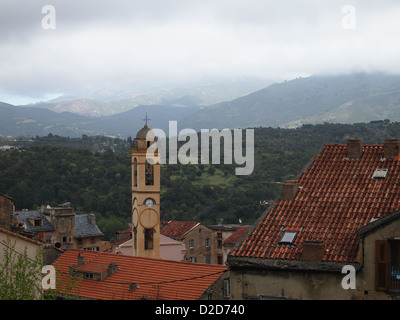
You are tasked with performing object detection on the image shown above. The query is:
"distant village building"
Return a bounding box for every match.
[227,139,400,300]
[11,204,103,251]
[114,233,186,261]
[161,220,250,265]
[0,145,17,151]
[74,213,103,251]
[0,226,62,266]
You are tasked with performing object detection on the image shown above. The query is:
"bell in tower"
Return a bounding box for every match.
[131,120,161,259]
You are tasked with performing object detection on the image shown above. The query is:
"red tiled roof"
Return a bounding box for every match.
[160,220,199,240]
[231,143,400,264]
[101,241,113,252]
[115,228,131,234]
[76,261,110,274]
[53,249,227,300]
[223,227,250,245]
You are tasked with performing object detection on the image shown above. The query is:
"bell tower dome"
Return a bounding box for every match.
[131,121,160,259]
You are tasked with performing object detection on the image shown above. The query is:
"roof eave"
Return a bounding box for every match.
[358,209,400,238]
[227,256,361,272]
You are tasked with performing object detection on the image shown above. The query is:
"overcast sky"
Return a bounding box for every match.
[1,0,400,104]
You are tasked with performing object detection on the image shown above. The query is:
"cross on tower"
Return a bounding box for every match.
[143,113,151,126]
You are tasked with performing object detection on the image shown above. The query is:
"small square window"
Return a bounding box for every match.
[279,231,297,244]
[372,169,388,180]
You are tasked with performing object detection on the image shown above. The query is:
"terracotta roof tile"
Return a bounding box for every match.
[160,220,199,240]
[77,261,109,274]
[53,249,227,300]
[223,227,250,245]
[231,143,400,264]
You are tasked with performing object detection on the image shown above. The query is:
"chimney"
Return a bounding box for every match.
[281,181,298,200]
[347,139,363,158]
[108,263,119,276]
[88,213,96,225]
[384,139,400,160]
[301,240,325,262]
[77,253,85,267]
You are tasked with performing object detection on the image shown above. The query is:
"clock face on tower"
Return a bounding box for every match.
[144,198,155,207]
[140,208,158,229]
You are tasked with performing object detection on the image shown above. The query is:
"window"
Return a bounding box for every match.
[133,158,138,187]
[217,232,223,248]
[144,229,154,250]
[34,218,42,227]
[205,238,210,247]
[390,241,400,291]
[375,240,400,291]
[84,273,93,279]
[189,239,194,249]
[133,226,137,250]
[62,236,67,243]
[198,228,202,234]
[145,160,154,185]
[206,254,211,264]
[217,254,223,265]
[372,169,388,180]
[279,231,298,244]
[223,278,230,298]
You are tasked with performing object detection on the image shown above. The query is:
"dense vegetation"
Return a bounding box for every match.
[1,120,399,240]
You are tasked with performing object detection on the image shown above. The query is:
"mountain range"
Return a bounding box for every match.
[1,72,400,138]
[179,72,400,130]
[26,78,272,117]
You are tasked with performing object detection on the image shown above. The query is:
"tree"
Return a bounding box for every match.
[0,236,81,300]
[0,236,43,300]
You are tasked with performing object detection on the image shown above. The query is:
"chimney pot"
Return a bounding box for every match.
[108,263,119,276]
[347,139,363,158]
[88,213,96,225]
[77,253,85,267]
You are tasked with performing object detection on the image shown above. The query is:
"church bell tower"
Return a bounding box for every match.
[131,122,160,259]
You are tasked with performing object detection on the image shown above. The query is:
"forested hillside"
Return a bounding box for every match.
[0,120,399,240]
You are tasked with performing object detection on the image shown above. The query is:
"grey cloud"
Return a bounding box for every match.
[0,0,399,102]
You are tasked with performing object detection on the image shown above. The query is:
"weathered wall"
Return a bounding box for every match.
[0,194,14,228]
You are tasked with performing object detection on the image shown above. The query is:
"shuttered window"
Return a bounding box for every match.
[375,240,388,291]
